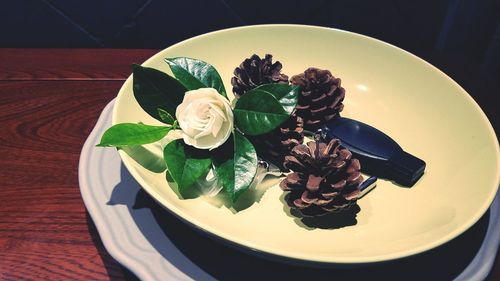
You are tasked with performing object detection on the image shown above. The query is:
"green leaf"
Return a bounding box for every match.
[234,90,290,136]
[165,57,227,98]
[163,140,212,197]
[212,132,258,202]
[97,123,171,147]
[157,108,175,124]
[133,64,187,121]
[251,84,299,114]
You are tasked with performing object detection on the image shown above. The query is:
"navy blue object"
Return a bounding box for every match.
[323,117,426,186]
[359,176,378,193]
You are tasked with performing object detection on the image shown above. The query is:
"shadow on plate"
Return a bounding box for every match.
[280,193,361,230]
[121,143,278,213]
[98,164,491,281]
[201,174,280,213]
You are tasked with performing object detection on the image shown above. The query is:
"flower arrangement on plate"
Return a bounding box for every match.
[97,54,422,218]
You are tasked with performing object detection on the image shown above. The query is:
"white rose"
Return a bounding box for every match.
[176,88,233,150]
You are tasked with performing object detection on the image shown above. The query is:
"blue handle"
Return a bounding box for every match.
[323,117,425,186]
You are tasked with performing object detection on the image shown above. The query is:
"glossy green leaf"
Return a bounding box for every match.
[157,108,175,124]
[97,123,171,147]
[251,84,299,114]
[165,57,227,98]
[163,140,212,197]
[234,90,290,136]
[132,64,187,121]
[212,132,257,202]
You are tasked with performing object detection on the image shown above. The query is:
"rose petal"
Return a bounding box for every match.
[176,88,233,150]
[208,101,227,121]
[193,116,216,139]
[210,113,224,137]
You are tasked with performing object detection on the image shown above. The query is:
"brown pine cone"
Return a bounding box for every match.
[249,113,304,170]
[291,68,345,131]
[231,54,289,97]
[280,136,363,217]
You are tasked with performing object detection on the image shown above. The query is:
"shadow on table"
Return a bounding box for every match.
[86,213,140,281]
[92,164,493,281]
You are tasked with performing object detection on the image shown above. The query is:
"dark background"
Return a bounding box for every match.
[1,0,498,132]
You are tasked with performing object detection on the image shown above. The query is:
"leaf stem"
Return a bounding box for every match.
[172,120,179,129]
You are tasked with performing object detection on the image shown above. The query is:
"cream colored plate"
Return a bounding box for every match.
[112,25,499,264]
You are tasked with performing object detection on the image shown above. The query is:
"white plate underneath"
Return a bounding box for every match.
[79,100,214,281]
[79,100,499,281]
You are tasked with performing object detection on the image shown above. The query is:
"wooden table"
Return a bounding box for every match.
[0,49,156,280]
[0,49,498,280]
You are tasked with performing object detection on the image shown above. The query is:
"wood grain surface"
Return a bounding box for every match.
[0,49,498,281]
[0,49,155,81]
[0,49,157,280]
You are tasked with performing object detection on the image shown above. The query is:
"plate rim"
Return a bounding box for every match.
[112,24,500,264]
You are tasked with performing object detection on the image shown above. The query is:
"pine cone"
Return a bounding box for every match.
[280,136,363,217]
[291,68,345,131]
[231,54,289,97]
[249,113,304,170]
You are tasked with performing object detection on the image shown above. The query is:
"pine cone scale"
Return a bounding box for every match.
[306,174,323,192]
[280,173,305,191]
[346,159,361,173]
[315,197,334,206]
[347,172,363,185]
[310,105,328,115]
[311,93,329,103]
[283,155,307,172]
[322,191,340,199]
[330,180,347,190]
[344,190,361,201]
[300,190,318,204]
[294,198,310,209]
